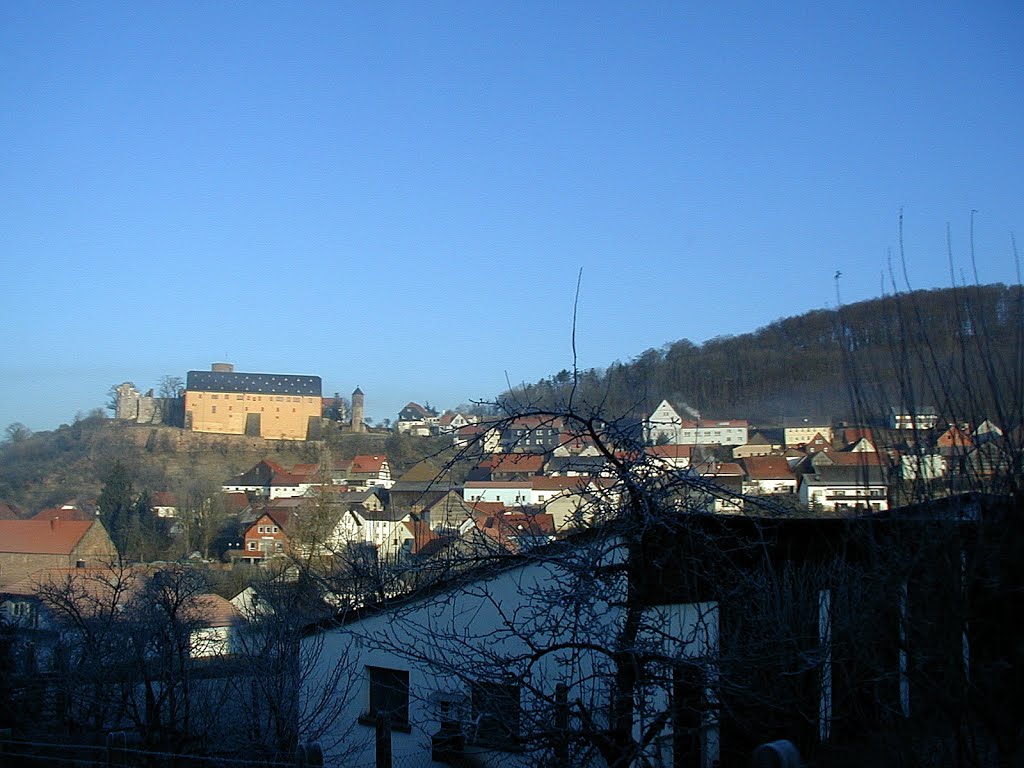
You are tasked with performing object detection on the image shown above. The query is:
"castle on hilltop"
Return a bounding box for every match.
[114,364,366,440]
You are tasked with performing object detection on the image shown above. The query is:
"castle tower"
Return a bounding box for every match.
[351,386,365,433]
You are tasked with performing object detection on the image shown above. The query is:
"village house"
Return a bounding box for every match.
[222,459,312,499]
[0,519,117,588]
[346,454,394,489]
[730,430,782,459]
[644,400,749,446]
[396,402,438,436]
[453,423,502,452]
[1,565,244,660]
[388,460,457,513]
[644,443,694,469]
[436,411,478,435]
[740,455,798,495]
[783,417,833,448]
[798,464,889,512]
[239,508,293,563]
[888,404,939,431]
[327,507,415,561]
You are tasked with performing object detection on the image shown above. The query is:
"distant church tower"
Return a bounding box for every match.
[351,386,365,433]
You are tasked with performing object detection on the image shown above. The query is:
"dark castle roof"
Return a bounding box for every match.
[186,370,322,397]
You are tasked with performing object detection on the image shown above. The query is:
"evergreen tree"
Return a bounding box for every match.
[97,460,134,557]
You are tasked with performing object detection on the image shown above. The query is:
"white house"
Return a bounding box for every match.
[644,401,748,446]
[302,533,719,768]
[462,481,534,506]
[326,508,415,561]
[899,453,946,482]
[740,456,798,496]
[799,465,889,512]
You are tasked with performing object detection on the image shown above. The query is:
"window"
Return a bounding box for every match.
[248,541,257,551]
[471,681,520,749]
[363,666,410,730]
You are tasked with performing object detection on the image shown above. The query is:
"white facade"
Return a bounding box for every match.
[799,476,889,512]
[899,454,946,482]
[462,482,533,506]
[645,401,748,446]
[303,538,719,768]
[742,477,797,495]
[328,510,414,560]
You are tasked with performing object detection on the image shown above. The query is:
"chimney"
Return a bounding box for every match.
[51,518,58,530]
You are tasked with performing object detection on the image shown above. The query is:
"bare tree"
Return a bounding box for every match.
[3,422,32,444]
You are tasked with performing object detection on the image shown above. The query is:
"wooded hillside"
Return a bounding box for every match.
[500,284,1023,428]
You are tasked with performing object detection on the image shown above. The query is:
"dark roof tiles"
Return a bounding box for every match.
[186,370,321,396]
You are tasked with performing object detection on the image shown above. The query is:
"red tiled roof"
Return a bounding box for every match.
[243,509,294,534]
[646,445,694,460]
[269,470,304,486]
[350,455,387,473]
[466,501,508,516]
[483,454,544,474]
[741,456,795,480]
[151,492,178,507]
[697,462,744,477]
[476,511,556,546]
[464,481,533,489]
[223,493,250,512]
[531,476,587,492]
[3,564,149,602]
[33,507,96,522]
[825,451,884,466]
[193,593,242,627]
[0,520,100,555]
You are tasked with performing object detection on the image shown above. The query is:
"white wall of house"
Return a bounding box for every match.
[463,483,533,506]
[799,481,889,512]
[328,512,413,560]
[742,478,797,495]
[645,402,748,446]
[900,454,946,482]
[302,543,719,768]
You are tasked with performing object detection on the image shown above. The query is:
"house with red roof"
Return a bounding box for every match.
[480,453,545,482]
[2,564,243,658]
[645,443,694,469]
[740,456,797,495]
[453,423,502,452]
[239,509,294,563]
[222,459,318,499]
[347,454,393,489]
[0,519,117,588]
[437,411,478,435]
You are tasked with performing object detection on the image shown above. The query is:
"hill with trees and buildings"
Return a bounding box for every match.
[500,283,1022,430]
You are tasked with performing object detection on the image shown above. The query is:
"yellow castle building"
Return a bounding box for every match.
[184,363,322,441]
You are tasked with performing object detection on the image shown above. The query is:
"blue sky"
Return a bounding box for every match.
[2,2,1021,432]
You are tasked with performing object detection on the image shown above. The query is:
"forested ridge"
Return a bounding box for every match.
[500,283,1024,427]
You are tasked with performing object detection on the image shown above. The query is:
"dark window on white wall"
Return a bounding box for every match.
[365,666,409,729]
[471,680,520,749]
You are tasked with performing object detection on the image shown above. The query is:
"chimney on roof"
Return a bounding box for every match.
[212,363,235,373]
[51,518,58,530]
